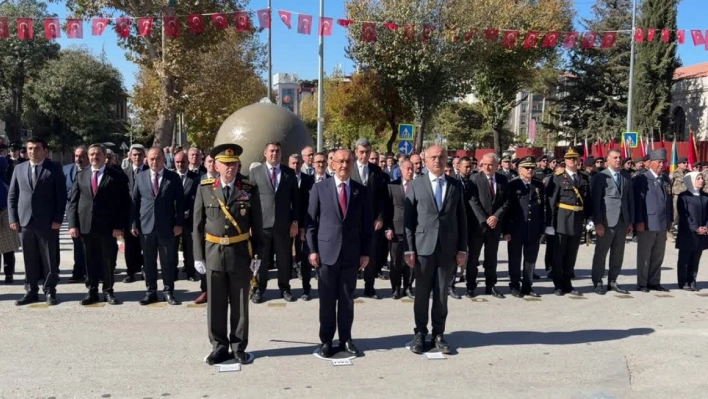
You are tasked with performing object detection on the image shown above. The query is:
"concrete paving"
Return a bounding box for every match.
[0,226,707,399]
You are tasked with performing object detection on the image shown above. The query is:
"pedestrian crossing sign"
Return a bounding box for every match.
[398,124,414,140]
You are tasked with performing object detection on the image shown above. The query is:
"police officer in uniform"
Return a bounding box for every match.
[547,148,591,296]
[543,160,564,276]
[503,157,549,298]
[193,144,263,365]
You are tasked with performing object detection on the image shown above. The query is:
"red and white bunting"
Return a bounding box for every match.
[278,10,292,29]
[256,9,270,29]
[502,30,518,48]
[92,18,108,36]
[137,17,153,37]
[297,13,312,35]
[0,17,8,38]
[67,19,83,39]
[581,31,598,49]
[17,18,33,40]
[319,17,333,37]
[362,21,376,42]
[234,11,249,32]
[523,31,540,49]
[484,28,499,41]
[563,31,578,49]
[600,32,617,48]
[211,13,229,30]
[187,14,204,34]
[542,31,560,47]
[634,27,644,43]
[44,18,60,40]
[690,29,705,46]
[115,17,131,38]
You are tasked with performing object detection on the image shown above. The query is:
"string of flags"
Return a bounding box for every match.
[0,10,707,50]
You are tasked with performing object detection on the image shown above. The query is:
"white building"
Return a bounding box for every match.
[672,62,708,140]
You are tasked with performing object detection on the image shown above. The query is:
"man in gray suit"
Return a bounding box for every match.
[633,149,672,292]
[8,138,67,306]
[131,147,185,305]
[590,148,634,295]
[405,145,467,355]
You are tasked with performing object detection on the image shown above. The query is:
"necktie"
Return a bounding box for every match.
[613,172,621,192]
[31,165,38,188]
[270,167,277,189]
[339,183,348,216]
[224,185,231,202]
[573,173,579,186]
[489,177,495,200]
[434,178,443,210]
[153,172,159,196]
[361,165,368,185]
[91,170,99,196]
[404,182,409,194]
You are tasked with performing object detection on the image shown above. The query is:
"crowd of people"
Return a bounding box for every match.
[0,136,704,363]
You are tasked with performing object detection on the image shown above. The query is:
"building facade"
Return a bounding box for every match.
[672,62,708,141]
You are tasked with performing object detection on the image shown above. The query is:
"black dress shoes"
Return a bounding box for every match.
[533,273,540,280]
[139,294,159,306]
[67,276,85,284]
[4,275,13,284]
[318,342,333,358]
[649,285,670,292]
[364,291,381,300]
[486,287,505,299]
[46,293,58,306]
[567,289,583,297]
[392,289,402,300]
[15,293,39,306]
[251,291,263,304]
[637,286,650,293]
[301,292,312,301]
[523,290,541,298]
[609,282,629,294]
[690,283,700,292]
[406,288,415,299]
[123,275,136,283]
[510,289,523,298]
[341,340,362,357]
[164,292,180,305]
[410,333,425,354]
[80,294,100,306]
[104,294,121,305]
[205,349,233,365]
[448,287,461,299]
[465,289,476,298]
[433,334,452,354]
[282,291,295,302]
[594,283,606,295]
[234,351,247,363]
[553,289,565,296]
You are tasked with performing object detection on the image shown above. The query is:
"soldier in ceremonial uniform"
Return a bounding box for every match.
[193,144,263,365]
[503,157,549,298]
[547,148,591,296]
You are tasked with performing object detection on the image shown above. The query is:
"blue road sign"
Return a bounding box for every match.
[622,132,638,148]
[398,124,414,140]
[398,140,413,155]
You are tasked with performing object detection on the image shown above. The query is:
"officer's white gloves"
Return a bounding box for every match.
[586,221,595,231]
[545,227,555,236]
[195,260,206,274]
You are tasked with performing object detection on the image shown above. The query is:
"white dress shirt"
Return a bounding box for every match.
[427,172,447,204]
[333,175,351,204]
[266,162,281,190]
[356,161,368,185]
[151,168,164,188]
[314,173,327,183]
[90,165,106,186]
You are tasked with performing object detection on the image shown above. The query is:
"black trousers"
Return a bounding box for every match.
[295,235,313,293]
[414,244,454,337]
[677,248,702,288]
[451,229,475,289]
[389,235,410,292]
[2,251,15,276]
[141,232,178,294]
[376,231,389,274]
[507,235,540,291]
[258,228,293,294]
[552,233,581,292]
[544,234,555,271]
[176,232,195,276]
[207,270,249,353]
[318,259,357,344]
[81,232,116,294]
[21,225,60,294]
[123,230,143,276]
[362,230,383,294]
[71,237,86,278]
[467,228,501,289]
[200,273,207,292]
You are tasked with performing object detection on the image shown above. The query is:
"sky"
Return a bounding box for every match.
[44,0,708,92]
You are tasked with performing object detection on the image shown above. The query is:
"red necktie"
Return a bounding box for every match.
[339,183,348,216]
[91,170,99,196]
[489,177,495,200]
[270,167,277,189]
[153,172,160,196]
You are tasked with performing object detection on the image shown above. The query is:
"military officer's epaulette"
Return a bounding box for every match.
[201,178,215,185]
[238,179,255,192]
[555,170,564,175]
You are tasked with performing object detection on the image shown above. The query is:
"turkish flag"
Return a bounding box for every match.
[92,18,108,36]
[464,30,476,42]
[297,14,312,35]
[211,14,229,30]
[362,22,377,43]
[44,18,61,39]
[115,17,131,38]
[256,9,270,29]
[404,24,415,41]
[581,31,597,49]
[661,29,670,43]
[422,25,435,43]
[563,31,578,49]
[523,31,540,49]
[336,19,353,28]
[66,19,83,39]
[484,28,499,41]
[187,14,204,34]
[690,30,705,46]
[542,31,560,47]
[278,11,292,29]
[502,30,518,48]
[164,16,180,37]
[600,32,617,48]
[234,12,249,32]
[138,18,153,37]
[17,18,33,40]
[319,17,333,36]
[647,29,656,42]
[0,17,8,39]
[634,28,644,43]
[677,30,685,44]
[383,22,398,31]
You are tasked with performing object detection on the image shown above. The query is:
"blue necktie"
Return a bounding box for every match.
[613,172,621,193]
[434,178,443,210]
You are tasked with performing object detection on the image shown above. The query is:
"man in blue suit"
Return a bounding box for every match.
[131,147,185,305]
[306,149,372,359]
[63,145,89,282]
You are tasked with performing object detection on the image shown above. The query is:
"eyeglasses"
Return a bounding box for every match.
[314,160,326,164]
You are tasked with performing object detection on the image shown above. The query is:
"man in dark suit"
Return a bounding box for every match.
[634,149,673,292]
[173,151,200,281]
[591,148,634,295]
[307,149,372,358]
[8,138,67,306]
[289,153,316,300]
[498,155,518,181]
[351,138,386,299]
[63,145,89,283]
[370,150,391,280]
[131,147,185,305]
[405,145,467,355]
[188,148,207,176]
[449,157,475,298]
[122,144,148,283]
[68,144,130,305]
[385,160,413,299]
[468,153,509,298]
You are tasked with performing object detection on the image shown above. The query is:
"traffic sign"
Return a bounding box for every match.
[398,124,414,140]
[398,140,413,155]
[120,142,129,151]
[622,132,638,148]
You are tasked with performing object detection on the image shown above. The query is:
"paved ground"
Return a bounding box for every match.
[1,226,707,399]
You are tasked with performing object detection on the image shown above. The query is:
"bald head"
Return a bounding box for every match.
[174,151,188,173]
[410,154,422,174]
[424,146,445,175]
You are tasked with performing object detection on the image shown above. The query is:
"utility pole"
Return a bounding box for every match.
[626,0,638,132]
[267,0,273,101]
[316,0,325,152]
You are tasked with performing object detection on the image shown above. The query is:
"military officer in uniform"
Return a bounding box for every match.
[670,157,688,233]
[193,144,263,365]
[503,157,549,298]
[547,148,592,296]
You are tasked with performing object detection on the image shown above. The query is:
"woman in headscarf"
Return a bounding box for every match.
[0,157,21,283]
[676,171,708,291]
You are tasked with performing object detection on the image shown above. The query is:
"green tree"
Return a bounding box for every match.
[430,102,484,149]
[0,0,60,143]
[634,0,680,139]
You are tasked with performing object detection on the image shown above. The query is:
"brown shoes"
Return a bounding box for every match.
[194,292,207,304]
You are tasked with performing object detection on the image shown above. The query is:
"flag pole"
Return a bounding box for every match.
[267,0,273,101]
[626,0,638,131]
[316,0,325,152]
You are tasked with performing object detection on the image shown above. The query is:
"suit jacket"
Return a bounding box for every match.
[123,164,149,193]
[176,170,199,233]
[497,168,518,181]
[502,178,550,239]
[633,170,672,232]
[404,172,467,258]
[188,165,207,176]
[385,179,409,236]
[63,163,82,201]
[298,173,316,226]
[132,168,185,238]
[676,191,708,251]
[591,168,634,228]
[68,166,130,235]
[351,161,385,223]
[8,159,67,229]
[251,163,299,231]
[306,178,372,266]
[468,172,509,233]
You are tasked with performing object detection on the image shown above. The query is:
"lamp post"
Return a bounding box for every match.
[267,0,273,101]
[316,0,325,152]
[626,0,638,132]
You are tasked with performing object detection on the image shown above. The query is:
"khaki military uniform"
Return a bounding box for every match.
[670,169,687,228]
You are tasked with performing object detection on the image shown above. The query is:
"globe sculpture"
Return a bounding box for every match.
[213,101,314,172]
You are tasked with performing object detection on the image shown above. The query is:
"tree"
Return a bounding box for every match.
[429,102,484,149]
[0,0,60,143]
[634,0,680,139]
[62,0,254,146]
[26,47,127,150]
